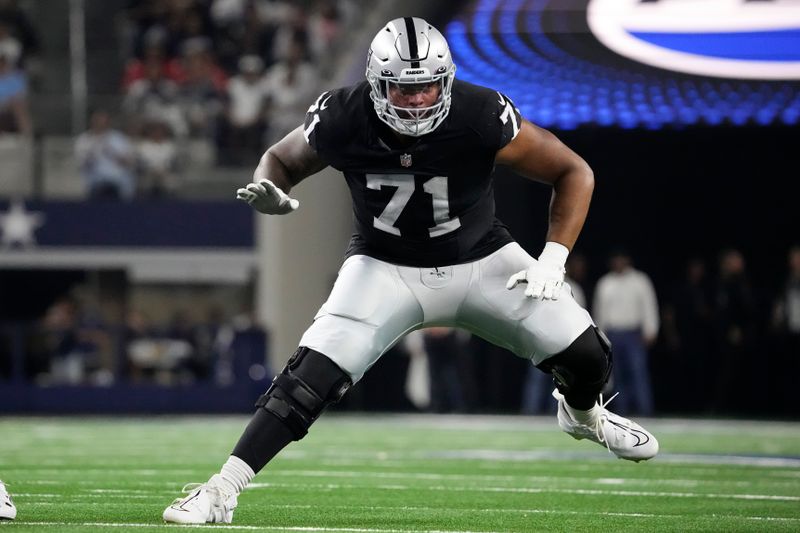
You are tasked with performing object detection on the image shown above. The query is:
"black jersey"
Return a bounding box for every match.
[303,79,522,267]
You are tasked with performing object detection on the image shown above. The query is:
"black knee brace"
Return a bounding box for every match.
[255,347,352,440]
[537,326,612,409]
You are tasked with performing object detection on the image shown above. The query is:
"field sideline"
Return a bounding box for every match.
[1,414,799,532]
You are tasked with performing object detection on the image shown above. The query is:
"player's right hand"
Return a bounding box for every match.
[236,179,300,215]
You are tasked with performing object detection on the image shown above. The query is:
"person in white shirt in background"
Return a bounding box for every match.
[593,249,659,415]
[136,119,180,197]
[74,109,137,200]
[218,54,269,166]
[262,38,317,145]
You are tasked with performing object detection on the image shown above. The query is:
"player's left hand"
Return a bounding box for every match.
[506,242,569,300]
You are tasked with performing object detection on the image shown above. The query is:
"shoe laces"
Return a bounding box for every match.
[177,482,232,509]
[593,392,620,454]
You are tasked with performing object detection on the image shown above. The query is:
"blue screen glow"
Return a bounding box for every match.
[445,0,800,129]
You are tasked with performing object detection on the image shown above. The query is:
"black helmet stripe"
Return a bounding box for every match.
[403,17,421,68]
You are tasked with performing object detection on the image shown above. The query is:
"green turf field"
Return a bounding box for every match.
[1,414,799,532]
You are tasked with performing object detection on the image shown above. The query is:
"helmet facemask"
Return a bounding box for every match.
[367,69,455,136]
[366,17,456,137]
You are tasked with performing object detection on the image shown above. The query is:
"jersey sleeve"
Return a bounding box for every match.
[303,89,347,168]
[477,90,523,151]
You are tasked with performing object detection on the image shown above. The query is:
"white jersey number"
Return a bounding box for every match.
[366,174,462,238]
[497,92,520,139]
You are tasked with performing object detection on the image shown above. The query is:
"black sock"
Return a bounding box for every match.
[231,408,296,473]
[564,391,598,411]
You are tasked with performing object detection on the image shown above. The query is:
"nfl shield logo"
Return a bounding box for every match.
[400,153,412,167]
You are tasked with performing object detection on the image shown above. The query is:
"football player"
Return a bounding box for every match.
[0,480,16,520]
[163,17,658,525]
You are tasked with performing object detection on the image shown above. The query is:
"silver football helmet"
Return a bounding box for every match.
[366,17,456,137]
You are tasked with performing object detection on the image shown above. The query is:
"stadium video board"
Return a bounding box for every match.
[446,0,800,129]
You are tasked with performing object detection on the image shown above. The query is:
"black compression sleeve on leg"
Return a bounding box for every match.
[231,409,295,473]
[537,326,612,410]
[231,347,352,474]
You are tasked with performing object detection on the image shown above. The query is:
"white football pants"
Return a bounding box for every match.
[299,242,594,383]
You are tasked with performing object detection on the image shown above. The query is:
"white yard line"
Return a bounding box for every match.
[254,469,765,488]
[247,481,800,501]
[249,503,800,523]
[1,522,503,532]
[414,449,800,467]
[9,452,800,470]
[3,414,799,435]
[23,480,178,487]
[11,505,800,532]
[0,468,199,475]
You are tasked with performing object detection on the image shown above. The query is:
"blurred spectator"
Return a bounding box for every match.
[178,38,226,138]
[0,326,11,380]
[263,38,317,145]
[75,109,137,200]
[0,1,39,68]
[124,0,170,57]
[772,245,800,338]
[123,58,187,137]
[771,245,800,414]
[121,28,183,90]
[195,305,226,367]
[565,253,588,307]
[38,296,113,386]
[270,4,309,63]
[709,248,757,413]
[123,308,154,381]
[422,327,472,413]
[136,119,181,197]
[38,297,80,384]
[0,40,30,134]
[166,309,212,381]
[403,327,477,413]
[521,253,588,415]
[210,0,248,28]
[127,308,207,385]
[659,257,714,412]
[127,336,194,385]
[211,0,277,73]
[250,0,295,26]
[593,249,659,415]
[170,7,216,60]
[213,310,269,387]
[402,330,430,410]
[217,54,268,166]
[0,21,20,66]
[307,0,341,68]
[125,0,213,59]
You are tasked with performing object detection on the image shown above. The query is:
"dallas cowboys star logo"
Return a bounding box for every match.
[0,199,45,248]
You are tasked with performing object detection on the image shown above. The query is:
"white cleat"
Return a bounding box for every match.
[553,389,659,462]
[162,475,237,524]
[0,480,16,520]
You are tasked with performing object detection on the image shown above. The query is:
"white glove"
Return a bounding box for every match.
[506,242,569,300]
[236,179,299,215]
